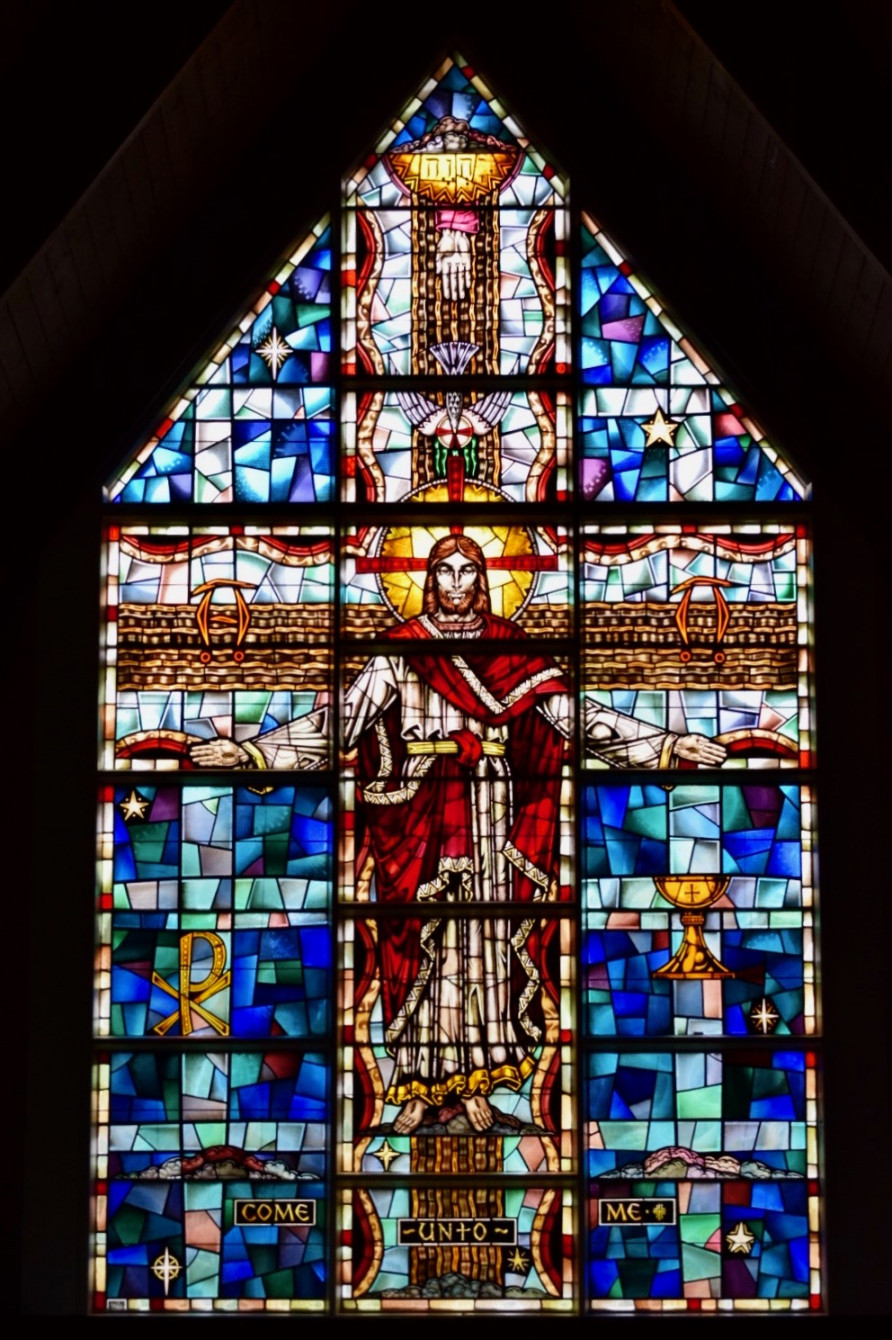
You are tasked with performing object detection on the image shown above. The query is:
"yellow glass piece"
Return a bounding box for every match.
[652,875,734,979]
[386,150,518,204]
[377,521,537,621]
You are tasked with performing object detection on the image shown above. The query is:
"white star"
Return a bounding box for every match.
[256,326,290,377]
[118,789,150,822]
[372,1140,400,1171]
[151,1246,182,1294]
[750,997,780,1034]
[641,406,680,447]
[725,1221,756,1255]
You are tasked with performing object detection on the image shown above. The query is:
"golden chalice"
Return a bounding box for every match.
[652,875,734,979]
[385,150,519,205]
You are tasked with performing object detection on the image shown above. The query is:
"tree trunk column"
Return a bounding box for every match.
[408,1135,505,1287]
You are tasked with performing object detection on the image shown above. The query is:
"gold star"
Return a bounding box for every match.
[749,997,780,1034]
[725,1221,756,1255]
[118,789,151,822]
[256,326,290,377]
[507,1247,529,1273]
[372,1140,400,1171]
[641,406,680,447]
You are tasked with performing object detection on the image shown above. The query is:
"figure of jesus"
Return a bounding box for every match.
[191,535,726,1134]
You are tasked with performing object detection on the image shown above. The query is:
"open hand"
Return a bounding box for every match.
[189,740,251,768]
[674,734,727,766]
[436,228,471,301]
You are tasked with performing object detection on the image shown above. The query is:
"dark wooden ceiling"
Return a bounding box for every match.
[3,0,892,466]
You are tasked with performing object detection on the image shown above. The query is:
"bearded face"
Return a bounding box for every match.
[433,551,481,618]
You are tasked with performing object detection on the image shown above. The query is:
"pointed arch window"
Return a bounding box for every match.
[92,55,820,1315]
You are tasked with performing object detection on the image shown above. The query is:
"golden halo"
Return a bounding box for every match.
[375,498,539,624]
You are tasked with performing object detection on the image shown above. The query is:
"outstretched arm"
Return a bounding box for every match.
[189,706,330,770]
[189,654,403,771]
[584,700,727,769]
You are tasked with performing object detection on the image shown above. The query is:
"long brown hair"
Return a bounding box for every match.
[422,533,490,616]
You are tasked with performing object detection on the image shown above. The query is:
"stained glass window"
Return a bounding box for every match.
[93,55,820,1314]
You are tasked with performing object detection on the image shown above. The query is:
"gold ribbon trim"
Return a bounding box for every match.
[405,739,506,756]
[386,1057,535,1108]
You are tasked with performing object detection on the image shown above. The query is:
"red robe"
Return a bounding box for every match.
[351,613,567,1112]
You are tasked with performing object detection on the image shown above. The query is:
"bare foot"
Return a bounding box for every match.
[393,1098,426,1133]
[461,1094,493,1131]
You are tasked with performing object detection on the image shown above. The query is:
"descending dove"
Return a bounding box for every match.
[395,341,512,499]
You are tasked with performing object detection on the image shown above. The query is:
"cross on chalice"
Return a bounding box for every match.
[652,875,735,979]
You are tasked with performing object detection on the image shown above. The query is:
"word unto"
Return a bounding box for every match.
[398,1218,516,1245]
